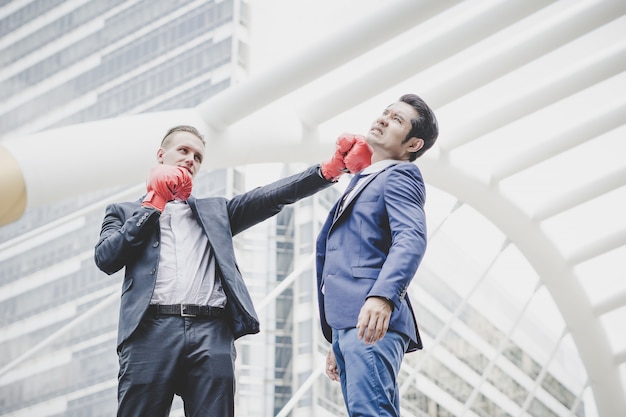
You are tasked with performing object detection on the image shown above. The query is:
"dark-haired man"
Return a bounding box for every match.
[316,94,439,417]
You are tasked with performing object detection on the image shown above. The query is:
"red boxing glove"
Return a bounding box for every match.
[171,167,193,201]
[142,165,193,212]
[344,137,372,173]
[320,133,359,181]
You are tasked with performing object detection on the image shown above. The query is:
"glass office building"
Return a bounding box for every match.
[2,1,624,416]
[0,0,247,137]
[0,1,251,415]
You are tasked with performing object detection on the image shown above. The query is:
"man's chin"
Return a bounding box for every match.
[365,132,381,146]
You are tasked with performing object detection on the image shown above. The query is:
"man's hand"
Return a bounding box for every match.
[142,165,193,212]
[356,296,393,344]
[344,137,372,173]
[326,349,340,382]
[321,133,367,181]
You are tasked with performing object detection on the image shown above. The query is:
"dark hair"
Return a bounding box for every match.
[161,125,205,147]
[399,94,438,161]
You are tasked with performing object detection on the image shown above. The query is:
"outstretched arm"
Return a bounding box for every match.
[228,134,372,235]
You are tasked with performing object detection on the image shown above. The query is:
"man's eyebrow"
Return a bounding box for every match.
[391,110,407,122]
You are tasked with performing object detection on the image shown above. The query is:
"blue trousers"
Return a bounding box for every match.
[117,314,236,417]
[332,328,409,417]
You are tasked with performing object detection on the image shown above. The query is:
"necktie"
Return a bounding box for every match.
[335,172,369,219]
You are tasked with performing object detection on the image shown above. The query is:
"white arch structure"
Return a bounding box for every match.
[1,0,624,415]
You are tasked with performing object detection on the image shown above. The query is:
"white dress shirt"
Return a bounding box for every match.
[150,200,227,307]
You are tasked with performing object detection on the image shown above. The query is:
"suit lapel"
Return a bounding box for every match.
[187,197,227,244]
[331,164,399,224]
[332,173,362,221]
[342,173,376,208]
[332,171,377,222]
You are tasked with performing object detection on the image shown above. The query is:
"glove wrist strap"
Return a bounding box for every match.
[142,190,168,212]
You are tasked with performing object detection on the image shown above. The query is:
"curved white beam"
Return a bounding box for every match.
[418,154,625,417]
[532,165,626,221]
[593,288,626,317]
[0,110,205,212]
[198,0,461,130]
[299,0,559,126]
[491,100,626,183]
[567,227,626,266]
[0,104,321,219]
[441,33,626,151]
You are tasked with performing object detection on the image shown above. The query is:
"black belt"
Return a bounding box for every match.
[148,304,225,318]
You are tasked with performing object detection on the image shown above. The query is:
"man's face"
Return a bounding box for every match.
[157,131,205,178]
[366,101,423,161]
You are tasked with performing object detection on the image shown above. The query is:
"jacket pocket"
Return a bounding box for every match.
[351,267,380,280]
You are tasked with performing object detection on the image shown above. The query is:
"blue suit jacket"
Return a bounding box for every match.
[316,162,425,352]
[95,165,331,348]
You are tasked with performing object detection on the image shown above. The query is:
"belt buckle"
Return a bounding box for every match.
[180,304,196,317]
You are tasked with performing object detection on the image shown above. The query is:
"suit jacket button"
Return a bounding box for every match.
[150,268,156,275]
[153,241,159,248]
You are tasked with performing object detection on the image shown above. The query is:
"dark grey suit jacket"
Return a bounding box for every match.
[95,165,331,348]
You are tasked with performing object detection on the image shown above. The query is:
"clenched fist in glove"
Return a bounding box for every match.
[344,136,372,173]
[142,165,193,212]
[321,133,373,181]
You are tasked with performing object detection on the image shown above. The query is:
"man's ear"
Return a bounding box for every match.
[407,137,424,153]
[156,147,165,163]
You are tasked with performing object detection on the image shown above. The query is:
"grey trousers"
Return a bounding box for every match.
[117,314,236,417]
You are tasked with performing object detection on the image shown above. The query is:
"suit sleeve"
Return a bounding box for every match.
[94,203,161,275]
[227,165,333,236]
[369,165,427,309]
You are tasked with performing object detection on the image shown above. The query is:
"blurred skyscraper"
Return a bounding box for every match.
[0,0,248,138]
[0,1,255,415]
